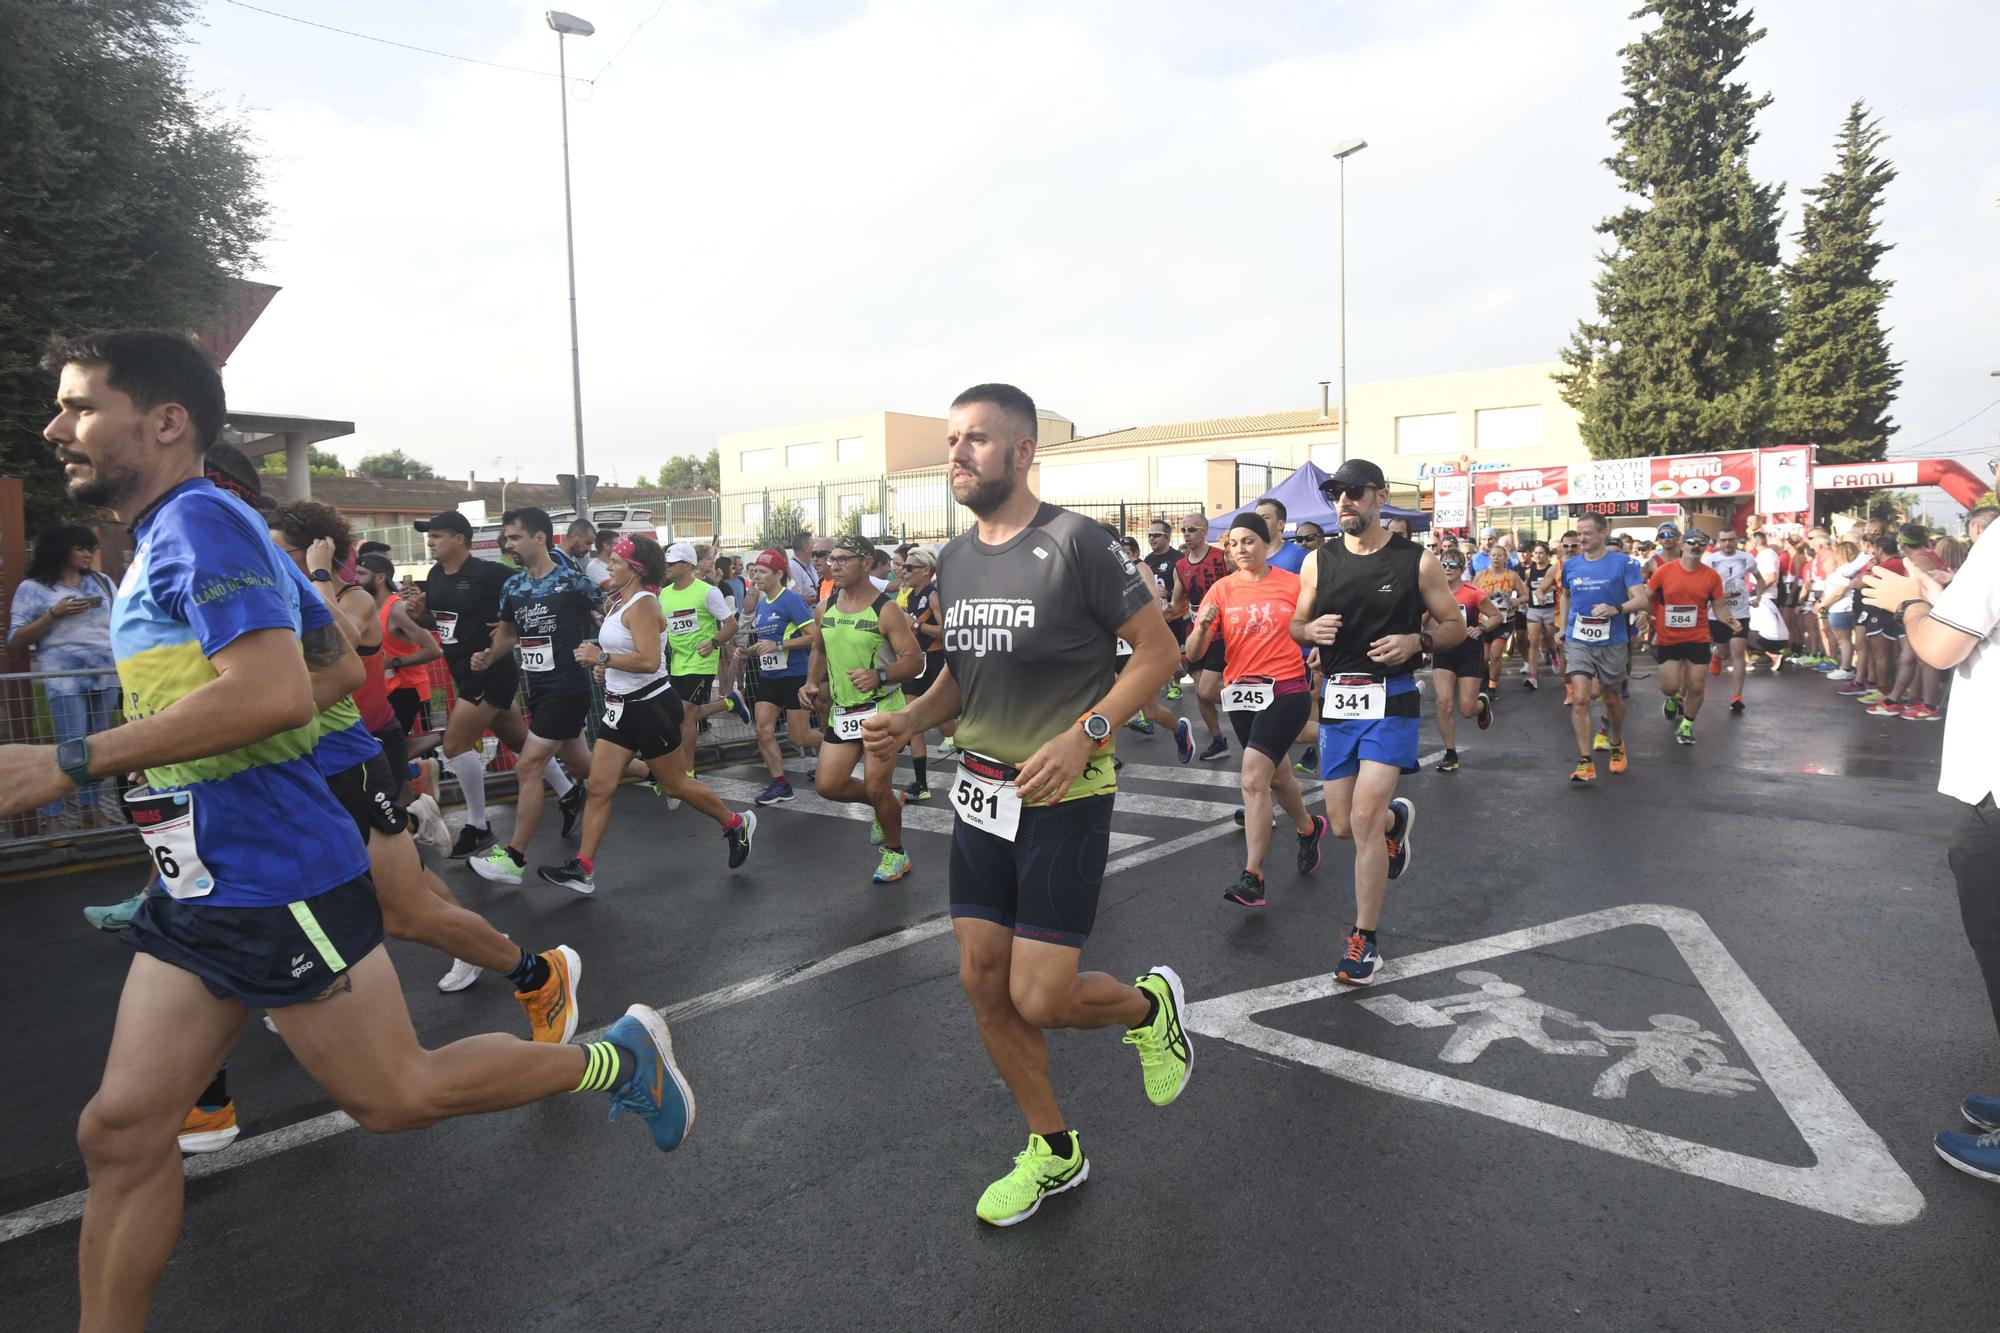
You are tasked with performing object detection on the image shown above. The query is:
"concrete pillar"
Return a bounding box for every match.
[285,432,310,501]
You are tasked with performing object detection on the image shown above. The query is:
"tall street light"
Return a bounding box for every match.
[547,10,594,510]
[1332,138,1368,465]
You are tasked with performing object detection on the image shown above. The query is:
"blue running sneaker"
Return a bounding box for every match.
[605,1004,696,1152]
[1174,717,1195,766]
[1198,734,1229,762]
[722,689,752,725]
[1935,1128,2000,1184]
[1336,931,1383,986]
[1963,1094,2000,1132]
[754,778,795,806]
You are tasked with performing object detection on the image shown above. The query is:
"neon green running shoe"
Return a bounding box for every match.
[871,848,912,883]
[1125,965,1192,1107]
[976,1133,1089,1226]
[870,812,883,846]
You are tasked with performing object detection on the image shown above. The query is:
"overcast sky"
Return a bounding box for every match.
[182,0,1999,490]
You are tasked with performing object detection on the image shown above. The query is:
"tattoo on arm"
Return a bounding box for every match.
[301,624,348,670]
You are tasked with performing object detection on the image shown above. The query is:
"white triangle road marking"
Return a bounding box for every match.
[1182,903,1924,1226]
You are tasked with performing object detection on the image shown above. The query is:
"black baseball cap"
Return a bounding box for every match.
[414,511,474,538]
[1321,459,1387,495]
[356,551,397,579]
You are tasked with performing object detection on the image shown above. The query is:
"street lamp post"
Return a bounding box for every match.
[1332,138,1368,464]
[547,11,594,507]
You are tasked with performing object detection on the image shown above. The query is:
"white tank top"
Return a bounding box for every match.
[601,590,671,696]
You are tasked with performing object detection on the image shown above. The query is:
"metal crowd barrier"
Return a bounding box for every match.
[0,668,131,852]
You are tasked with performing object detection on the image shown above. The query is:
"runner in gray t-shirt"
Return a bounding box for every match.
[864,383,1194,1228]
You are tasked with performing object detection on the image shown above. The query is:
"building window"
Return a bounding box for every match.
[1155,454,1206,492]
[741,448,775,474]
[1475,405,1542,451]
[1395,412,1457,455]
[836,436,864,464]
[787,441,822,469]
[742,501,764,525]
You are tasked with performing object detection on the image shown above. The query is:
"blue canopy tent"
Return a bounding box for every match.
[1206,461,1429,541]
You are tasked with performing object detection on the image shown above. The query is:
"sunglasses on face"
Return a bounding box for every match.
[1295,534,1322,543]
[1180,525,1204,533]
[1329,486,1375,503]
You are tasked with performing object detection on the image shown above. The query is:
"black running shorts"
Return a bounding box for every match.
[388,685,424,733]
[599,681,684,761]
[449,655,520,710]
[524,685,589,741]
[671,673,715,706]
[1708,618,1748,644]
[1227,688,1314,764]
[124,875,385,1008]
[1655,642,1711,665]
[753,673,806,711]
[949,792,1114,949]
[324,751,409,840]
[1431,640,1486,678]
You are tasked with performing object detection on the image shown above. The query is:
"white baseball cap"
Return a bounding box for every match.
[664,541,697,566]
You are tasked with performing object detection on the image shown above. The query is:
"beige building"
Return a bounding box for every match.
[710,363,1589,543]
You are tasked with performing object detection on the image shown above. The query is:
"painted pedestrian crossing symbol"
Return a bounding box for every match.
[1359,971,1762,1099]
[1183,904,1924,1225]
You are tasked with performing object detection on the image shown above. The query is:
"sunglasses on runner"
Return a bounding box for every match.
[1330,485,1375,503]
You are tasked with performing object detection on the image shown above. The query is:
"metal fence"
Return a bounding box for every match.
[1,668,131,849]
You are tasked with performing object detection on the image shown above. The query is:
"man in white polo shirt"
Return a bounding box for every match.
[1865,523,2000,1184]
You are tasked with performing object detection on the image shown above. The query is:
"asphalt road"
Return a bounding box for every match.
[3,664,1994,1331]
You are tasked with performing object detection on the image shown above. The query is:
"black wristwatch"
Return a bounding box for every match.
[1899,598,1931,617]
[56,737,93,787]
[1419,630,1435,653]
[310,569,333,583]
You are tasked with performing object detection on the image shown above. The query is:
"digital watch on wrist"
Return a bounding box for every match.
[1078,712,1113,747]
[56,737,93,787]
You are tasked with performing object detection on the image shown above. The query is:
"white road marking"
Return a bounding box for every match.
[0,767,1294,1246]
[699,774,1151,852]
[1182,903,1924,1226]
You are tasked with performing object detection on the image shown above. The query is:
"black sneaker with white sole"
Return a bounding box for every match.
[537,857,595,895]
[725,810,757,868]
[448,823,494,860]
[1198,734,1229,762]
[559,783,587,839]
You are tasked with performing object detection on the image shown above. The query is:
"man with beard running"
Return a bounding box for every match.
[864,384,1190,1227]
[1289,459,1464,984]
[467,507,600,885]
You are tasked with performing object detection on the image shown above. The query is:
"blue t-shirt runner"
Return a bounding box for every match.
[1560,550,1646,645]
[113,479,370,908]
[750,588,814,678]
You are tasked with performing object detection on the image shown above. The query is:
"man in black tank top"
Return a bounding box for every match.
[1288,459,1465,986]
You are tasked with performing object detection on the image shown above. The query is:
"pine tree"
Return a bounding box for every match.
[1557,0,1785,458]
[1772,102,1900,465]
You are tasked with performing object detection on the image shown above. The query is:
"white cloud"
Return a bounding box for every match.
[190,0,2000,486]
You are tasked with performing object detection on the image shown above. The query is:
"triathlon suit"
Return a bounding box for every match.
[596,588,684,760]
[939,502,1153,948]
[904,580,945,697]
[1176,544,1231,674]
[660,578,733,706]
[1204,566,1310,762]
[1648,560,1725,665]
[379,596,433,735]
[1309,532,1426,780]
[818,588,905,748]
[424,554,516,709]
[1434,583,1489,677]
[498,560,602,741]
[1560,550,1645,685]
[1704,550,1757,643]
[750,586,815,712]
[115,479,378,1008]
[1525,563,1559,625]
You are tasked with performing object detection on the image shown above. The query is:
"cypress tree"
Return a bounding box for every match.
[1772,101,1901,466]
[1557,0,1785,458]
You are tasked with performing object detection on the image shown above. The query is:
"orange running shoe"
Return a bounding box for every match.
[1570,757,1596,784]
[1608,744,1628,775]
[178,1101,239,1154]
[517,945,582,1043]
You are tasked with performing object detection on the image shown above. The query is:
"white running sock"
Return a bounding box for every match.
[544,761,574,798]
[448,749,489,827]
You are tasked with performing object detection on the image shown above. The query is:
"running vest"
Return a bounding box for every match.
[379,596,427,691]
[1176,545,1230,608]
[1527,565,1558,608]
[659,579,722,677]
[820,589,904,712]
[1310,531,1425,678]
[600,589,672,697]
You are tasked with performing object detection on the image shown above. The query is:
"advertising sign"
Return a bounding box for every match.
[1757,446,1812,520]
[1648,451,1756,500]
[1812,459,1920,491]
[1432,474,1471,529]
[1472,466,1569,510]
